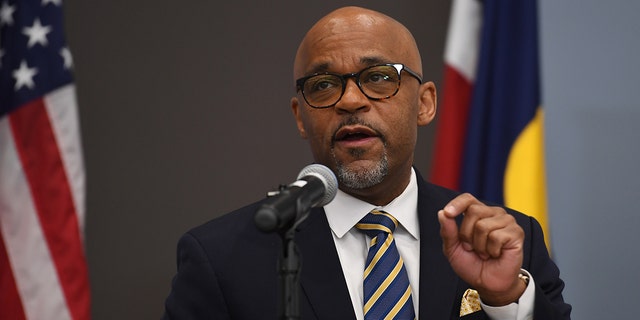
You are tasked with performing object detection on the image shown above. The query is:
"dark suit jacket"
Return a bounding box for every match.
[162,173,571,319]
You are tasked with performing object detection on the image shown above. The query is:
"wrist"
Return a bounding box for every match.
[479,272,529,306]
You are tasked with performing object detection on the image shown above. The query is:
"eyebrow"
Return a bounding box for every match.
[305,62,331,75]
[360,56,387,66]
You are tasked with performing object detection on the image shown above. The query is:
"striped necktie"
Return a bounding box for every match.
[356,209,416,320]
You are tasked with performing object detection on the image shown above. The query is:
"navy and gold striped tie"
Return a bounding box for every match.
[356,209,416,320]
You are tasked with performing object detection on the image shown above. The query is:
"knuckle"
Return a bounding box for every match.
[461,192,475,202]
[487,229,504,243]
[475,218,492,234]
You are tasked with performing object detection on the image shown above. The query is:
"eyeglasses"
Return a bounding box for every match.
[295,63,423,109]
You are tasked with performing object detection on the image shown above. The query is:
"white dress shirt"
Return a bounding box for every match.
[323,168,534,320]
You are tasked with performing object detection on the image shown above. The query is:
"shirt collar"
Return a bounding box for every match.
[324,168,420,240]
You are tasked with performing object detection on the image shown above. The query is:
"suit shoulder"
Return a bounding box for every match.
[187,200,265,242]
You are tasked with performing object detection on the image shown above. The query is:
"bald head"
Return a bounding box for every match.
[293,6,422,81]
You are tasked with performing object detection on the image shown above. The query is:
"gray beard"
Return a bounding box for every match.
[332,149,389,190]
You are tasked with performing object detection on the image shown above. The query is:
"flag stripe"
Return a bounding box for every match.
[430,0,482,190]
[429,65,473,190]
[0,232,27,320]
[504,107,549,245]
[44,85,86,231]
[0,115,71,320]
[443,0,482,82]
[9,98,90,320]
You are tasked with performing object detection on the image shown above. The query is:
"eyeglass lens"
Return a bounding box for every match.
[302,65,401,108]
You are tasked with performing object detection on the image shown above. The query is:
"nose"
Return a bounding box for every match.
[334,78,371,114]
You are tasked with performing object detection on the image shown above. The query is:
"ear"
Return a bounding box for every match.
[291,97,308,139]
[417,81,437,126]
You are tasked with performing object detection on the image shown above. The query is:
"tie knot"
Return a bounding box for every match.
[356,209,398,237]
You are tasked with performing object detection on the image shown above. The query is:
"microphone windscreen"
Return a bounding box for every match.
[297,164,338,207]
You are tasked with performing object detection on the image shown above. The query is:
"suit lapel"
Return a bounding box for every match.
[296,208,356,320]
[416,177,461,319]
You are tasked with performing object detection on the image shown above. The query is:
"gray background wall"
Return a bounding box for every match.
[61,0,639,319]
[540,0,640,319]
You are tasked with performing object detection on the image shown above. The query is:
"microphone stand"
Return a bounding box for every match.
[279,215,305,320]
[265,185,312,320]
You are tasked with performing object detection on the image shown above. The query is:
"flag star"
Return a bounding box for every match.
[0,1,16,26]
[22,18,53,48]
[42,0,62,6]
[13,60,39,90]
[60,46,73,69]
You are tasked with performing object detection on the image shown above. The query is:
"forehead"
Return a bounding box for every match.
[295,13,419,76]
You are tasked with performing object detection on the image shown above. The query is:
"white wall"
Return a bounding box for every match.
[540,1,640,318]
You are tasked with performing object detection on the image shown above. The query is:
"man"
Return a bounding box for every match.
[163,6,571,319]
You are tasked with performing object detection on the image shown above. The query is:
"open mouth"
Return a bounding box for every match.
[334,125,379,142]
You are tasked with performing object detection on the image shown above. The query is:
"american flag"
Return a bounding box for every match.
[0,0,90,319]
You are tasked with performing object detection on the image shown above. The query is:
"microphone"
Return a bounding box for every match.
[254,164,338,232]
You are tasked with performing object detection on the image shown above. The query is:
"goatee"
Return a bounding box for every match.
[333,150,388,190]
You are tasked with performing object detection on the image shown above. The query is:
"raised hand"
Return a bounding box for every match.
[438,193,527,306]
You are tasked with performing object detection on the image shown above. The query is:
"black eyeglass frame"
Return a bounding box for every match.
[295,63,423,109]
